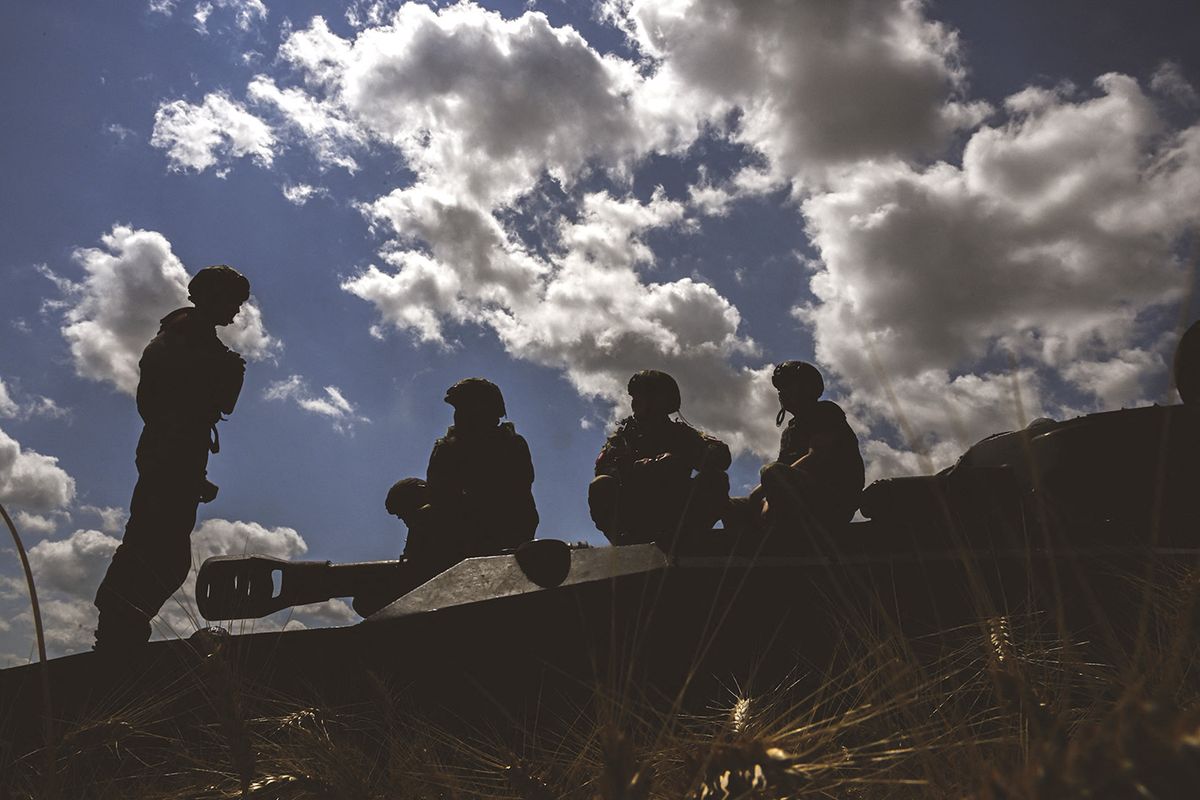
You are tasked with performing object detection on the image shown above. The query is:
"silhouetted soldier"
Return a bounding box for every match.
[387,379,538,567]
[93,265,251,651]
[589,370,731,549]
[746,361,864,550]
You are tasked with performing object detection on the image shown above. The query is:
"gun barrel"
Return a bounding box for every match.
[196,555,411,621]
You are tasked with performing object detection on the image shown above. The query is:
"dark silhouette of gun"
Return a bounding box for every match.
[196,555,422,620]
[196,540,574,621]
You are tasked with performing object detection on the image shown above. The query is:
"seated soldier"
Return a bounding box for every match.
[387,378,538,569]
[589,370,731,550]
[739,361,864,551]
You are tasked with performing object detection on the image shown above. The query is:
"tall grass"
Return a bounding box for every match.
[6,554,1199,799]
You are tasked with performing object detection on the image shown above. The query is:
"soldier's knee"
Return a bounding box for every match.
[695,468,730,495]
[589,475,618,504]
[760,462,788,489]
[588,475,619,530]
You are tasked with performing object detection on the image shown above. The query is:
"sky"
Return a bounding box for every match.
[2,0,1199,662]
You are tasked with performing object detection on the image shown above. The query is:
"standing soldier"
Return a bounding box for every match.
[589,370,731,549]
[750,361,864,550]
[386,378,538,566]
[93,265,251,651]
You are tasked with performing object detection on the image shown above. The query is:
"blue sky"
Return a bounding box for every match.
[2,0,1199,661]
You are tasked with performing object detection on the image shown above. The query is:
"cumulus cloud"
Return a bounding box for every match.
[53,225,278,395]
[0,427,76,513]
[276,8,665,206]
[607,0,991,192]
[798,74,1200,470]
[264,375,369,432]
[248,76,364,171]
[13,512,62,537]
[28,529,120,597]
[148,0,1001,462]
[349,189,778,453]
[145,1,1200,481]
[151,92,276,173]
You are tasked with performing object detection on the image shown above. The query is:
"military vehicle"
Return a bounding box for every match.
[2,369,1197,761]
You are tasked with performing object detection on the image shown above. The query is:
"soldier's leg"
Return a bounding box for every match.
[759,463,842,552]
[95,475,199,649]
[684,469,730,532]
[759,462,815,552]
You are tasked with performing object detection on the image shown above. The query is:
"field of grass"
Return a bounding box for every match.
[5,542,1198,799]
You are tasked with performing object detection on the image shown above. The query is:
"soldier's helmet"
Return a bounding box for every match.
[771,361,824,401]
[444,377,506,418]
[628,370,681,415]
[385,477,430,519]
[188,265,251,305]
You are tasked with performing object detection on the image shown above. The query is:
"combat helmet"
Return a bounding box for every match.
[444,377,506,418]
[188,265,251,305]
[628,370,681,416]
[771,361,824,426]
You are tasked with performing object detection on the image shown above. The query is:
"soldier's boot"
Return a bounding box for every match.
[93,598,153,655]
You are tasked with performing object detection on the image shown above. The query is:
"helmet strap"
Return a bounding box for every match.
[776,407,786,427]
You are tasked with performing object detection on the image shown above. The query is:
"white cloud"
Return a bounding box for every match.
[281,182,328,205]
[607,0,991,192]
[148,0,176,15]
[193,1,212,31]
[0,380,17,418]
[12,512,61,537]
[192,0,267,35]
[151,92,276,173]
[155,1,1004,462]
[0,377,69,421]
[54,225,278,396]
[28,529,120,597]
[798,74,1200,472]
[264,375,369,432]
[0,427,76,513]
[276,8,664,207]
[104,122,137,142]
[1063,349,1165,409]
[149,1,1200,481]
[80,505,128,534]
[248,76,364,171]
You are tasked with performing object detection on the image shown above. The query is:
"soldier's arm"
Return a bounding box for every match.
[700,434,731,472]
[594,433,626,478]
[788,404,845,473]
[426,441,463,507]
[212,349,246,416]
[513,434,535,487]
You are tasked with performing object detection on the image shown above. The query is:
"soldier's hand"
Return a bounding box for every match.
[199,479,220,504]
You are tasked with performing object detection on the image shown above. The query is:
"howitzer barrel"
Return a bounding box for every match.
[196,555,414,620]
